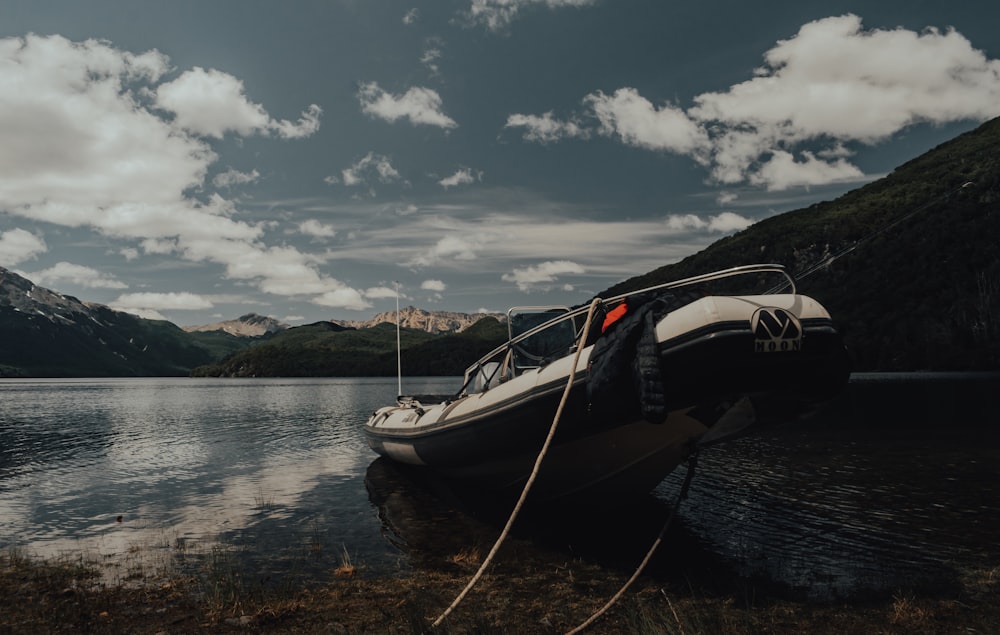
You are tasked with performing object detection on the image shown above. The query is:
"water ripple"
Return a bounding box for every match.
[2,374,998,601]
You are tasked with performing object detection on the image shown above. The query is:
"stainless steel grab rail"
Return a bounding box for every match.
[462,264,796,385]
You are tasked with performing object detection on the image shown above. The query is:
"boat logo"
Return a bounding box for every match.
[751,307,802,353]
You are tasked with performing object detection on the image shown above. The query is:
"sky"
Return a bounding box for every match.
[1,0,999,327]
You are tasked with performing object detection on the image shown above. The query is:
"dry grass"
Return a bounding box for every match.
[333,545,357,578]
[449,546,483,568]
[3,546,998,634]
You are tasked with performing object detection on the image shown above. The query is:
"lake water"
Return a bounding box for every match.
[2,373,998,600]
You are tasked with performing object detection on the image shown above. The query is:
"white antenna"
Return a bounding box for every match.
[395,281,402,396]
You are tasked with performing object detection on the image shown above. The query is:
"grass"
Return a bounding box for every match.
[2,544,999,634]
[334,545,357,578]
[449,545,483,568]
[252,488,276,513]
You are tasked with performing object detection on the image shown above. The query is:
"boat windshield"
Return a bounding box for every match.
[508,307,576,372]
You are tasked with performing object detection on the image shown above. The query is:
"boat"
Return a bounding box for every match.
[364,264,850,506]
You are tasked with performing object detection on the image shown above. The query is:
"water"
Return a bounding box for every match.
[0,377,455,581]
[654,372,1000,599]
[1,374,998,600]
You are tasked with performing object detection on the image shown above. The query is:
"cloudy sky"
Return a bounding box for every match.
[1,0,998,326]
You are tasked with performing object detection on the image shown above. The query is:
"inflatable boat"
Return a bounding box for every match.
[364,264,849,505]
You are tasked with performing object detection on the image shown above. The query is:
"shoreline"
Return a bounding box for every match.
[3,546,997,634]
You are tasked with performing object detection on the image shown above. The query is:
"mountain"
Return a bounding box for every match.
[191,317,508,377]
[187,307,507,377]
[335,306,502,333]
[597,117,1000,371]
[0,267,250,377]
[183,313,289,337]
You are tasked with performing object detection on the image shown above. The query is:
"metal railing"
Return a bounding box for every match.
[461,264,796,390]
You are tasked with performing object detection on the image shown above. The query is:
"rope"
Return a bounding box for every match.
[767,180,975,293]
[566,453,699,635]
[431,297,604,628]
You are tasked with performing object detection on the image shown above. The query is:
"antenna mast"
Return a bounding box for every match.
[395,281,402,396]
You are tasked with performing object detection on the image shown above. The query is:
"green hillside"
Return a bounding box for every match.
[0,302,248,377]
[599,117,1000,371]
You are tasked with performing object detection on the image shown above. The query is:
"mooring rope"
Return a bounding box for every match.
[566,453,699,635]
[431,297,604,628]
[767,180,976,294]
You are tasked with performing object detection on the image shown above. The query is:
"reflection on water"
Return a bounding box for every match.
[2,373,999,600]
[0,377,454,578]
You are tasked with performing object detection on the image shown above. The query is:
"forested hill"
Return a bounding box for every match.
[0,266,248,376]
[599,117,1000,371]
[191,318,508,378]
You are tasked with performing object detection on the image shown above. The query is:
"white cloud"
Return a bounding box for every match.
[364,286,398,300]
[707,211,754,233]
[112,291,213,311]
[298,219,337,239]
[663,214,709,233]
[421,278,445,301]
[716,192,738,205]
[439,168,481,189]
[421,279,446,292]
[28,261,128,289]
[330,202,753,285]
[464,0,597,32]
[750,151,864,191]
[339,152,403,194]
[213,242,351,301]
[155,67,322,139]
[403,8,420,25]
[664,212,753,233]
[586,89,710,156]
[140,238,178,255]
[213,168,261,188]
[358,81,457,129]
[421,45,442,74]
[509,15,1000,191]
[504,112,590,143]
[502,260,585,291]
[688,14,1000,187]
[406,233,491,267]
[0,35,364,311]
[692,15,1000,139]
[271,104,322,139]
[0,35,214,221]
[312,287,371,311]
[0,228,46,264]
